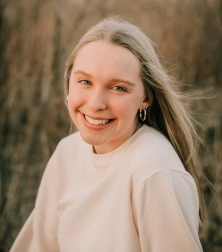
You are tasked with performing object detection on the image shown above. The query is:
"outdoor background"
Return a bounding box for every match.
[0,0,221,251]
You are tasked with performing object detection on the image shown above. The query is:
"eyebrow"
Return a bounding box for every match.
[73,70,135,87]
[111,78,135,87]
[73,70,92,78]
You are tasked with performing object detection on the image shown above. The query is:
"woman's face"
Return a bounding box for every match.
[68,41,149,154]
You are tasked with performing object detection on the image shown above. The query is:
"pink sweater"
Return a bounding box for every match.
[10,125,203,251]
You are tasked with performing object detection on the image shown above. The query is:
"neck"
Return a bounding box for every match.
[93,121,143,154]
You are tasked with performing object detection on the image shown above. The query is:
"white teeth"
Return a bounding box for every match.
[85,115,110,125]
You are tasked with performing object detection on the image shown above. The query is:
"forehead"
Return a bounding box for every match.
[72,41,141,78]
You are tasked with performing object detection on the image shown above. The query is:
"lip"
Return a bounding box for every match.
[80,112,115,129]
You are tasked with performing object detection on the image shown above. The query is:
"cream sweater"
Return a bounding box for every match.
[10,125,203,251]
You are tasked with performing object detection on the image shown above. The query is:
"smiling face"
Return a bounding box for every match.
[68,40,150,154]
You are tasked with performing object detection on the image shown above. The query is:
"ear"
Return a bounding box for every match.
[140,97,151,110]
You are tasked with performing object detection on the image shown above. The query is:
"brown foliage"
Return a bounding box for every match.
[0,0,221,251]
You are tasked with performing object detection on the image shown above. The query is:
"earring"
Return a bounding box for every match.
[66,95,69,101]
[140,108,147,121]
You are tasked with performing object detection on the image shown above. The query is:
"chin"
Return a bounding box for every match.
[79,132,103,146]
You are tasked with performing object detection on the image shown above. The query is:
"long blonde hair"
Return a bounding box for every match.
[65,17,204,235]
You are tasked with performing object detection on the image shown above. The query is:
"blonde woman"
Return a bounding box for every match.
[11,17,204,251]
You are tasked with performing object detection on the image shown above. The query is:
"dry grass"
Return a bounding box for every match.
[0,0,221,251]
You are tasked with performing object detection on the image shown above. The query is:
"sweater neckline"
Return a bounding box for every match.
[86,125,148,177]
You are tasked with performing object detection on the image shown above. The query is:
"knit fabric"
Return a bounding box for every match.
[10,125,203,251]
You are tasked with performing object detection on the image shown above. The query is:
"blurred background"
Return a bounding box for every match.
[0,0,221,251]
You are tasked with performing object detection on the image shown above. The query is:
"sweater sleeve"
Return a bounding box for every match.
[10,144,64,252]
[132,170,203,252]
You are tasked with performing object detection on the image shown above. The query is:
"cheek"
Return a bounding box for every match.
[111,100,138,121]
[67,94,83,114]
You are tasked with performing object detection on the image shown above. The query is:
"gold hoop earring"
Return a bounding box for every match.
[139,108,147,121]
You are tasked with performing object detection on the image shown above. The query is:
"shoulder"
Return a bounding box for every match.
[129,125,191,185]
[132,125,178,159]
[51,130,85,158]
[46,131,83,171]
[56,131,82,150]
[42,131,83,187]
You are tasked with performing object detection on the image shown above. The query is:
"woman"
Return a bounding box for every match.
[11,17,204,251]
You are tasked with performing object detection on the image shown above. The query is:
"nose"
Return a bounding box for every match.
[87,87,107,111]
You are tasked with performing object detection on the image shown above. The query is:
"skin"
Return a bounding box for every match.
[68,40,150,154]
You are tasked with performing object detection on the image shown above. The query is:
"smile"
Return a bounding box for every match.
[84,115,112,125]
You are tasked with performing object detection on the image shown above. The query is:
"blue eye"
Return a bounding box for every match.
[112,86,127,92]
[80,80,90,85]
